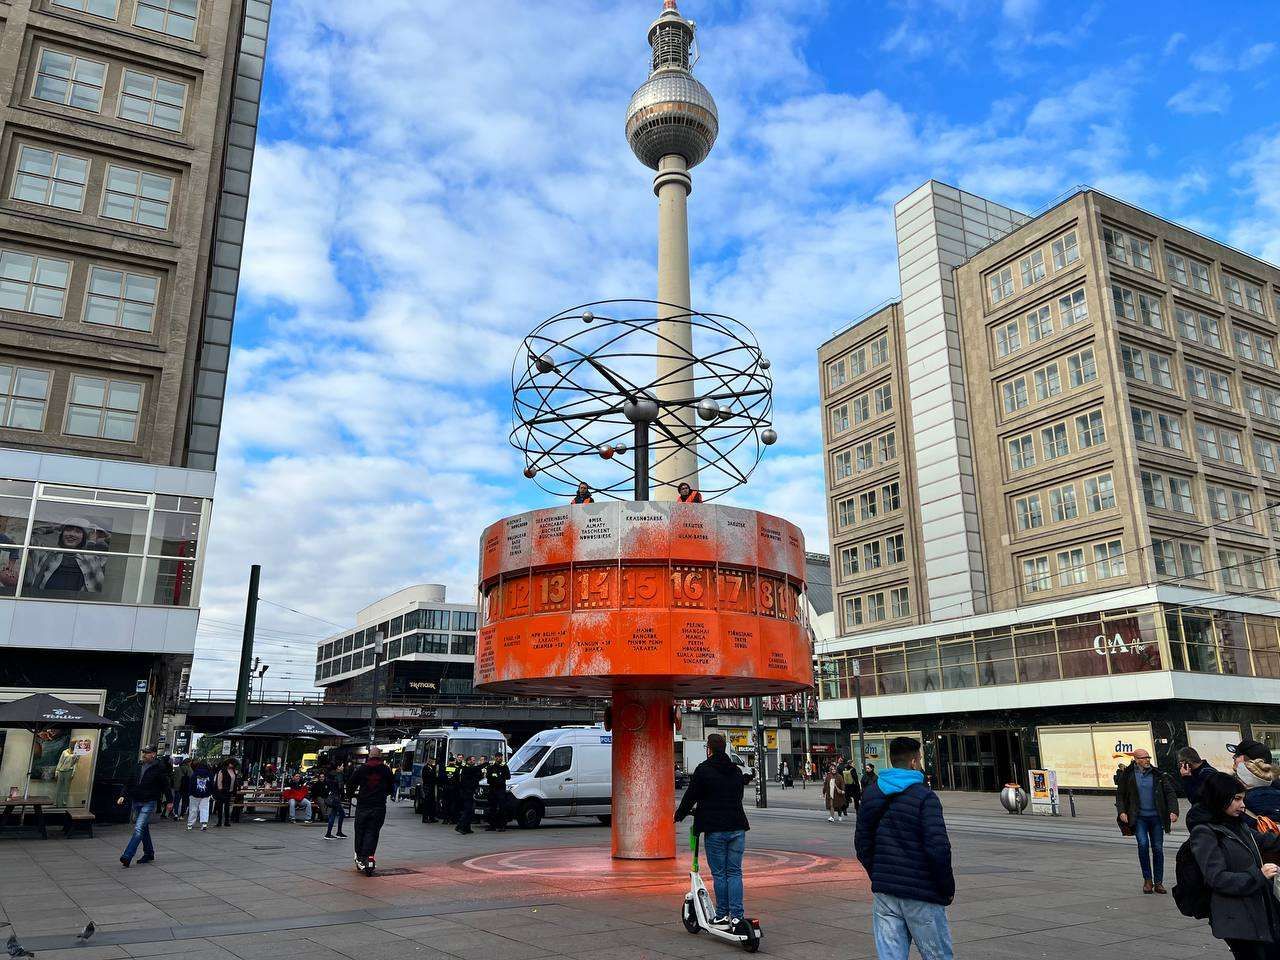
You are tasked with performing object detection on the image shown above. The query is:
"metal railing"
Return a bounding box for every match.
[182,688,606,711]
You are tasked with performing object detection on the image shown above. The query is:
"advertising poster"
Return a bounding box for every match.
[1038,723,1155,788]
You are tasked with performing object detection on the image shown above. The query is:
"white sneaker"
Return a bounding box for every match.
[827,815,835,822]
[200,825,207,831]
[186,824,192,830]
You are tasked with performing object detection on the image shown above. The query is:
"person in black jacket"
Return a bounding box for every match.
[1179,747,1216,805]
[1190,771,1280,959]
[674,733,754,926]
[854,736,954,960]
[419,758,439,823]
[118,745,172,867]
[1115,748,1179,894]
[484,757,510,832]
[347,748,393,870]
[455,757,483,834]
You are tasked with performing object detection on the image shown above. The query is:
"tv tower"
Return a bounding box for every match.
[625,0,719,500]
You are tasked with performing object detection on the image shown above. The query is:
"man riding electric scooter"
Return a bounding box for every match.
[675,733,760,949]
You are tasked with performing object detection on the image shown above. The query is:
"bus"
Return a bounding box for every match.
[408,726,509,813]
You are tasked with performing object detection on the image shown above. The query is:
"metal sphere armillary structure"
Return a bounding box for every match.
[510,300,774,501]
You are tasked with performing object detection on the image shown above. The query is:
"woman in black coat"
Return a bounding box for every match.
[1191,771,1280,959]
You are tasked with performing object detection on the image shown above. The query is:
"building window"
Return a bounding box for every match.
[1075,410,1105,448]
[0,251,70,317]
[1131,235,1153,271]
[1041,423,1069,460]
[1002,378,1028,414]
[1169,476,1195,513]
[1059,288,1088,326]
[1121,344,1146,382]
[1094,540,1126,580]
[853,395,870,424]
[843,596,863,628]
[11,145,88,211]
[52,0,119,18]
[1185,364,1209,400]
[1224,275,1244,308]
[868,593,886,622]
[1152,539,1179,577]
[833,450,851,481]
[1149,353,1173,388]
[891,587,910,619]
[1191,260,1212,295]
[1233,490,1255,527]
[1210,371,1232,406]
[1026,305,1052,343]
[1022,556,1050,593]
[118,69,186,132]
[1165,250,1189,286]
[859,490,877,521]
[836,497,856,528]
[1222,430,1244,466]
[1255,334,1276,368]
[1220,550,1243,588]
[1051,231,1079,270]
[0,364,50,430]
[1111,284,1136,321]
[878,432,896,464]
[1085,473,1115,512]
[1138,293,1163,331]
[1176,307,1198,342]
[827,358,847,389]
[882,481,901,512]
[1245,281,1266,316]
[830,404,849,434]
[839,547,858,579]
[1050,484,1078,522]
[1157,413,1183,451]
[101,165,174,229]
[1180,543,1205,579]
[850,349,866,377]
[1103,226,1127,264]
[1057,548,1088,586]
[1009,435,1035,472]
[886,533,905,565]
[1243,556,1267,592]
[1020,250,1045,288]
[1200,314,1224,349]
[1234,328,1256,362]
[1142,471,1167,510]
[855,441,873,472]
[1196,424,1219,460]
[1132,407,1155,443]
[1255,439,1277,475]
[871,335,888,367]
[1102,226,1151,270]
[1034,363,1061,401]
[995,320,1020,357]
[1207,484,1229,521]
[1015,494,1043,531]
[1067,348,1096,388]
[990,267,1014,304]
[863,540,882,570]
[874,384,893,415]
[84,267,159,331]
[64,375,143,441]
[33,50,106,112]
[134,0,198,40]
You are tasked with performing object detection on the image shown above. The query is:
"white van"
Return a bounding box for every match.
[410,726,508,814]
[504,725,613,829]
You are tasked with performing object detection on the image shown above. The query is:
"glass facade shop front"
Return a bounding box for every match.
[0,480,207,607]
[817,604,1280,701]
[0,690,106,809]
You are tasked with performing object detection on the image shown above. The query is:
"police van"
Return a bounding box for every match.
[409,726,508,814]
[503,725,614,829]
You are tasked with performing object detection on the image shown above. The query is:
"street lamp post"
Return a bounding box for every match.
[853,659,866,772]
[367,632,385,748]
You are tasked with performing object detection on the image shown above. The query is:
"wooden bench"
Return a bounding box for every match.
[231,797,289,822]
[63,810,95,839]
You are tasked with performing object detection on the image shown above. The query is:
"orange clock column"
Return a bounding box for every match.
[610,688,676,859]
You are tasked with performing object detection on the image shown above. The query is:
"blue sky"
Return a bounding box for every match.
[189,0,1280,689]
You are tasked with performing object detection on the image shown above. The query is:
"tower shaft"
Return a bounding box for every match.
[654,154,697,499]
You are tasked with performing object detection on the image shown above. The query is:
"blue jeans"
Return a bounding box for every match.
[1134,814,1164,882]
[122,801,156,862]
[703,830,745,919]
[327,800,345,834]
[872,892,953,960]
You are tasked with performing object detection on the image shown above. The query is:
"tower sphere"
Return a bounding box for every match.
[625,3,719,170]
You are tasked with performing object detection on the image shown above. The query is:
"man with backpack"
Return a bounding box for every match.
[1115,748,1179,894]
[854,736,954,960]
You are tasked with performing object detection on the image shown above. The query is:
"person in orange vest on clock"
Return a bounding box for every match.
[572,482,594,504]
[677,482,703,503]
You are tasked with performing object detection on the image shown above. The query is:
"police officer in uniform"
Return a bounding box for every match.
[455,757,483,834]
[441,755,460,824]
[484,755,511,832]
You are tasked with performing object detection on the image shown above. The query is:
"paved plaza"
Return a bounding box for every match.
[0,792,1224,960]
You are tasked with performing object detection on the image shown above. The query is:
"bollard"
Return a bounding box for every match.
[1067,788,1077,818]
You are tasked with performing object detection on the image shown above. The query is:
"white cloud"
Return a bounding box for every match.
[1163,32,1186,57]
[1167,79,1231,116]
[1191,39,1275,72]
[1229,129,1280,264]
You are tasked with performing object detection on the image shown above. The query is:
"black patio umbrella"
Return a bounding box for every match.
[0,693,118,800]
[213,709,349,782]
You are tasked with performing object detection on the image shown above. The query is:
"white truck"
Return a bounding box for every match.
[502,725,613,829]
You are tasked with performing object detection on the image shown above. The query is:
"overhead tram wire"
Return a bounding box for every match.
[254,597,347,629]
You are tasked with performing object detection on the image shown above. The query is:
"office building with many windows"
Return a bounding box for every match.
[0,0,270,810]
[817,182,1280,791]
[315,584,479,702]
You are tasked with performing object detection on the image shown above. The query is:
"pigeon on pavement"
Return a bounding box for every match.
[76,922,95,942]
[5,932,34,958]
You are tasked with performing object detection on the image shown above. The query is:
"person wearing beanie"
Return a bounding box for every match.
[1230,740,1280,821]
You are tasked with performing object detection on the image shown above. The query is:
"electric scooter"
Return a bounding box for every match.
[354,854,375,877]
[681,828,761,952]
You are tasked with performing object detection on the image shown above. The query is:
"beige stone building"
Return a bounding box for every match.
[0,0,271,798]
[815,182,1280,792]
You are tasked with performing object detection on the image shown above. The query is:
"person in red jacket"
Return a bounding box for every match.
[282,775,312,823]
[677,483,703,503]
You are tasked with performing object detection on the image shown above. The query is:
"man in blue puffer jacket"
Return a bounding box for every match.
[853,736,954,960]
